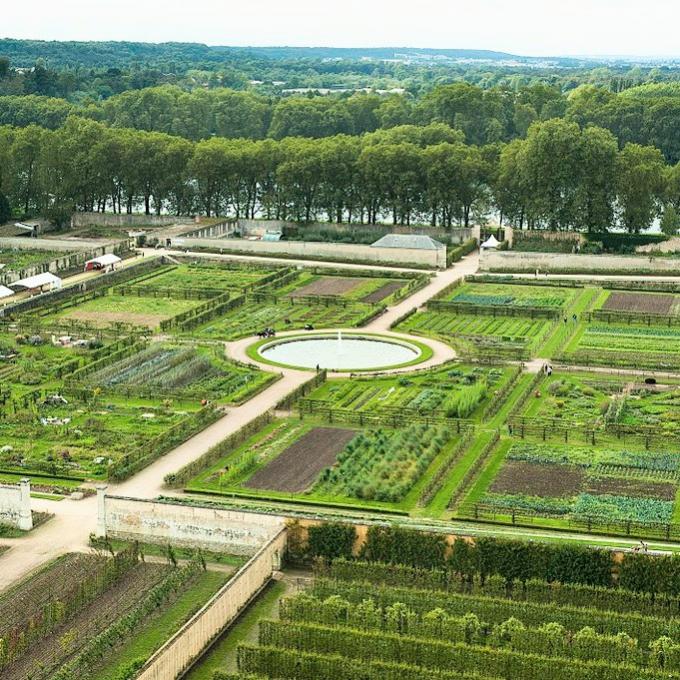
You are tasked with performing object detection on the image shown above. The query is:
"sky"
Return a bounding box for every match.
[2,0,680,58]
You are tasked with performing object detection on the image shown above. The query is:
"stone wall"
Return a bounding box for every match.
[0,236,114,252]
[480,250,680,274]
[171,236,446,268]
[136,528,286,680]
[178,220,236,239]
[70,212,195,228]
[237,218,472,244]
[0,239,130,286]
[0,479,32,530]
[96,492,285,555]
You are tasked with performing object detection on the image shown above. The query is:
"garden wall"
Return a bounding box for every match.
[481,250,680,275]
[70,212,195,228]
[175,219,236,239]
[0,239,131,286]
[96,492,285,554]
[136,527,286,680]
[238,218,472,244]
[170,236,446,268]
[0,479,32,530]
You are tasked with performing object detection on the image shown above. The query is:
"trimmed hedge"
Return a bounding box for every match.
[308,523,356,562]
[312,579,680,648]
[233,644,486,680]
[323,560,678,619]
[359,526,448,570]
[447,239,477,266]
[259,620,674,680]
[303,524,680,597]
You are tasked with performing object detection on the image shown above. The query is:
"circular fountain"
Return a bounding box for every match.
[257,331,425,371]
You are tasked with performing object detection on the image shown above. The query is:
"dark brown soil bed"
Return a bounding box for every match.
[244,427,356,492]
[490,461,584,497]
[602,291,676,316]
[362,281,403,303]
[586,476,677,500]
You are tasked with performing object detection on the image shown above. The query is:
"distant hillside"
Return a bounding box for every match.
[0,38,528,68]
[219,46,525,61]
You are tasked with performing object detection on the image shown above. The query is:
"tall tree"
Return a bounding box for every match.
[616,143,666,233]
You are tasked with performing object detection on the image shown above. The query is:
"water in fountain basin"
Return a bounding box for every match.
[260,335,420,371]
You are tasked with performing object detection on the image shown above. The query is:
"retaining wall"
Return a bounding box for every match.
[481,250,680,274]
[71,213,195,228]
[136,527,286,680]
[0,479,32,530]
[178,220,236,239]
[171,236,446,268]
[96,492,285,554]
[238,218,471,243]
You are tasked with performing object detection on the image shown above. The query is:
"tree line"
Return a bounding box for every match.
[2,40,675,102]
[1,115,679,233]
[5,81,680,164]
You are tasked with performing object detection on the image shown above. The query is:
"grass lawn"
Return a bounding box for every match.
[91,569,231,680]
[55,294,201,329]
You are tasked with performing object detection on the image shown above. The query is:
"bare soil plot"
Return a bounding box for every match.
[490,461,583,497]
[288,276,366,297]
[64,309,169,329]
[245,427,356,492]
[362,280,403,303]
[586,477,677,500]
[602,291,675,315]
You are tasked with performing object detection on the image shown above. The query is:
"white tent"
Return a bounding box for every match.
[12,272,62,291]
[0,285,14,299]
[481,234,501,249]
[85,253,122,270]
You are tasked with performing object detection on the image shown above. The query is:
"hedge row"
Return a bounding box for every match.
[323,560,679,619]
[163,409,273,487]
[447,239,478,266]
[232,644,484,680]
[277,369,327,411]
[306,524,680,596]
[417,428,475,507]
[280,593,659,668]
[159,291,232,331]
[259,619,677,680]
[312,579,680,648]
